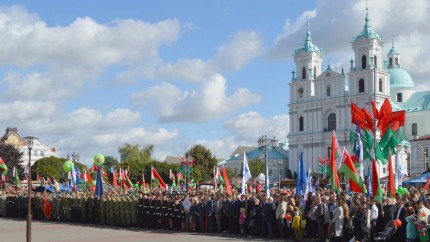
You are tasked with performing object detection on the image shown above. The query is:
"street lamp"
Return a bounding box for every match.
[258,135,278,198]
[274,160,283,190]
[417,143,427,172]
[25,137,34,242]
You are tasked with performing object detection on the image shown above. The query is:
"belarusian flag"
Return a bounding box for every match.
[221,165,232,195]
[169,169,175,183]
[371,159,384,201]
[177,172,184,183]
[329,131,341,192]
[151,166,166,189]
[13,166,21,188]
[124,172,133,188]
[85,170,95,188]
[387,151,396,198]
[112,170,119,191]
[0,157,8,175]
[340,148,367,193]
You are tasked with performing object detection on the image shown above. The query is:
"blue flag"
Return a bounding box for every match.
[95,165,103,199]
[367,166,372,198]
[296,152,307,196]
[75,166,81,185]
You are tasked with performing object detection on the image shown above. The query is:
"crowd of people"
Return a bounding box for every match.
[1,183,430,242]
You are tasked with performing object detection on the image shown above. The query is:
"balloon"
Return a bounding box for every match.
[0,166,8,175]
[393,219,402,228]
[63,160,74,172]
[285,213,292,221]
[93,154,105,166]
[172,183,177,188]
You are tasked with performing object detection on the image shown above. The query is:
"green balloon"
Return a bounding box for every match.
[63,160,74,173]
[93,154,105,166]
[172,183,177,188]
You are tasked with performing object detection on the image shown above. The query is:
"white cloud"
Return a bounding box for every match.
[267,0,430,86]
[132,74,261,122]
[0,6,181,101]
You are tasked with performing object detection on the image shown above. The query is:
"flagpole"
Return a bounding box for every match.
[372,55,377,173]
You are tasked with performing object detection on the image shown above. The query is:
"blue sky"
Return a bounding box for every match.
[0,0,428,165]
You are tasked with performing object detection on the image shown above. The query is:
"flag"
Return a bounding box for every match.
[124,172,133,188]
[169,169,175,183]
[177,172,184,182]
[95,165,103,199]
[265,161,270,198]
[75,166,81,184]
[304,169,312,201]
[112,170,119,191]
[362,107,375,132]
[296,152,307,196]
[140,170,146,190]
[371,159,384,201]
[387,151,395,198]
[424,176,430,191]
[355,125,364,181]
[315,176,319,190]
[13,166,21,188]
[0,157,8,175]
[221,165,232,196]
[330,131,341,192]
[340,148,367,193]
[42,197,52,220]
[395,150,403,189]
[242,152,252,194]
[367,166,372,197]
[151,166,166,189]
[71,164,76,185]
[351,102,368,130]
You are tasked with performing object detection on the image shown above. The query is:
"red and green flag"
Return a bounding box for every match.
[329,131,341,192]
[13,166,21,189]
[0,157,8,175]
[387,152,396,198]
[372,159,384,201]
[340,148,366,193]
[151,166,166,189]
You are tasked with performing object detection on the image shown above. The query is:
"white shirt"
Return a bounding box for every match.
[370,204,378,220]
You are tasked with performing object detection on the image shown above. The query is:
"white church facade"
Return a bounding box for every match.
[287,10,429,177]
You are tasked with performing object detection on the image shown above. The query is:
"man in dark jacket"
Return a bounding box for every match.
[262,197,276,239]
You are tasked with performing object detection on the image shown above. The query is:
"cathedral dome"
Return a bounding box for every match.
[388,67,414,88]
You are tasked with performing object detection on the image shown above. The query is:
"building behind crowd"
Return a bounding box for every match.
[287,10,430,176]
[0,127,59,166]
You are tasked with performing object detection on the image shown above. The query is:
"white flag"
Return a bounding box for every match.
[395,150,403,188]
[242,152,252,194]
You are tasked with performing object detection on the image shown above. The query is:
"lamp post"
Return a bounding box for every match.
[417,143,427,172]
[25,137,34,242]
[258,135,277,198]
[274,160,283,190]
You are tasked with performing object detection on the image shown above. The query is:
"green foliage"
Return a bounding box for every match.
[102,156,119,171]
[248,158,265,177]
[118,143,153,164]
[225,167,238,179]
[186,144,218,182]
[32,157,87,182]
[0,143,24,179]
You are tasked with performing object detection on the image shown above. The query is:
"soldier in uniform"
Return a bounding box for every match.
[105,195,111,226]
[50,195,57,221]
[100,195,106,225]
[180,197,186,231]
[125,195,131,226]
[154,194,162,229]
[161,195,168,229]
[149,194,156,229]
[143,194,150,228]
[130,195,137,226]
[173,196,182,230]
[109,195,116,226]
[137,191,144,226]
[80,194,87,223]
[167,196,174,229]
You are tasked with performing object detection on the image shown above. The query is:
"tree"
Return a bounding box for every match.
[186,144,218,182]
[102,156,119,172]
[248,158,265,177]
[32,157,88,182]
[0,143,24,179]
[118,143,154,164]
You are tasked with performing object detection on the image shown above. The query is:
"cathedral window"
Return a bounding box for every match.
[313,66,317,79]
[302,67,306,79]
[328,113,336,131]
[412,123,417,136]
[359,79,365,93]
[395,57,399,66]
[327,86,331,97]
[299,117,304,131]
[378,78,383,92]
[389,58,393,67]
[374,55,378,68]
[362,55,367,69]
[397,93,403,102]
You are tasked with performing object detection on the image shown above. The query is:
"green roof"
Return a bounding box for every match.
[294,23,322,55]
[353,11,383,42]
[388,67,414,88]
[402,91,430,112]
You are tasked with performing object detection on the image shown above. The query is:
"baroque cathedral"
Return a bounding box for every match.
[287,10,430,177]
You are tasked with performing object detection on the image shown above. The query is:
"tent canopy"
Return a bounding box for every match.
[403,172,430,185]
